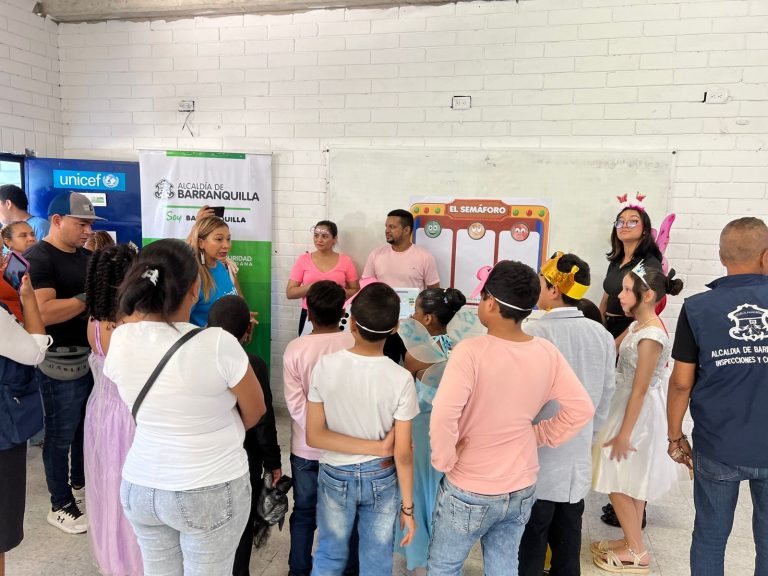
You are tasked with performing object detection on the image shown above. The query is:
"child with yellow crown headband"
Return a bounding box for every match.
[518,253,617,576]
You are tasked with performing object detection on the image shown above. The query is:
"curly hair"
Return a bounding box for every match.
[85,243,137,322]
[86,231,116,252]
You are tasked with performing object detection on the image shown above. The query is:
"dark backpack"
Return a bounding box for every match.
[0,302,44,450]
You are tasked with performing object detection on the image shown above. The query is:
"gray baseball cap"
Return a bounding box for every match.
[47,191,105,221]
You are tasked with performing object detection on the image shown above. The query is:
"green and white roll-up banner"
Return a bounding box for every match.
[139,150,272,363]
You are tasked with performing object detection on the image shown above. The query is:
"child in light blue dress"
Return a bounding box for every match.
[395,287,475,570]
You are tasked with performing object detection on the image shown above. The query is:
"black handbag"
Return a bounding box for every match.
[131,327,206,422]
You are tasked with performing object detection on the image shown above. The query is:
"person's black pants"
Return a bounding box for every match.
[518,499,584,576]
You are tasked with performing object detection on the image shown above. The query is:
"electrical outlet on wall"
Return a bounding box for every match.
[704,89,729,104]
[178,100,195,112]
[452,96,471,110]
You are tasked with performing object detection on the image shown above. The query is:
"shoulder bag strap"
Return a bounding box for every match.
[132,327,206,422]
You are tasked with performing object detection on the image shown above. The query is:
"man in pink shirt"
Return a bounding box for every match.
[362,209,440,290]
[362,209,440,362]
[428,260,595,576]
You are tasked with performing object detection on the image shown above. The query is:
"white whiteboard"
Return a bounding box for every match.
[328,148,674,303]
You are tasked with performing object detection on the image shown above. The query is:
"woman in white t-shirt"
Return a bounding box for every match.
[104,239,266,576]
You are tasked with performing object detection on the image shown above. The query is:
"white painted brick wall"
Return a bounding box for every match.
[3,0,767,398]
[0,0,60,155]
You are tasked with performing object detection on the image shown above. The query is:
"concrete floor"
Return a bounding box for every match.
[7,408,759,576]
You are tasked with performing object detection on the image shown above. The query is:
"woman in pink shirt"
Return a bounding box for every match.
[428,260,595,576]
[286,220,359,335]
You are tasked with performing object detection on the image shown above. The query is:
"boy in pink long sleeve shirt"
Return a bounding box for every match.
[428,261,595,576]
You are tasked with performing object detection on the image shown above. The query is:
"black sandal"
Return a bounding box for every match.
[600,503,647,529]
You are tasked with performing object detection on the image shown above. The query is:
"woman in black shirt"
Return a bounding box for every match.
[600,207,663,340]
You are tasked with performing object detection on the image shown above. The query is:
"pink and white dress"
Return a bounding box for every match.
[84,320,143,576]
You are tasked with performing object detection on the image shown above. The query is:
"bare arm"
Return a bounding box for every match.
[404,351,432,378]
[426,282,440,289]
[232,271,244,299]
[667,360,695,466]
[599,292,608,320]
[230,364,266,430]
[34,286,86,327]
[604,338,662,461]
[19,275,45,335]
[306,401,394,457]
[345,279,360,298]
[394,418,416,547]
[286,279,311,300]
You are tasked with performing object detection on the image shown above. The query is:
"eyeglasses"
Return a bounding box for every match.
[614,219,641,230]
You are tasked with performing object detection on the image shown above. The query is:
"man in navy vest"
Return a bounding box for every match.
[667,217,768,576]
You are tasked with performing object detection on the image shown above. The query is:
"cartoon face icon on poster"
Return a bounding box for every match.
[467,222,486,240]
[511,222,530,242]
[424,220,442,238]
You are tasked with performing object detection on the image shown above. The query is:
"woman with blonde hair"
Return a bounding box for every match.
[186,216,242,327]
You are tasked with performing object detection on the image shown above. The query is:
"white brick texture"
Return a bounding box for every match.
[0,0,60,155]
[1,0,766,397]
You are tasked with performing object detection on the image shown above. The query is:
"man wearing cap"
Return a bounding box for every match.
[0,183,50,241]
[24,192,103,535]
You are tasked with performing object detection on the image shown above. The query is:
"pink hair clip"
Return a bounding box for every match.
[470,265,493,300]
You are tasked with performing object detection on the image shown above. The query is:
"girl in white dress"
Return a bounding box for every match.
[592,262,689,573]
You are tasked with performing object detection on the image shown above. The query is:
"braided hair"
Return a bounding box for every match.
[85,243,137,322]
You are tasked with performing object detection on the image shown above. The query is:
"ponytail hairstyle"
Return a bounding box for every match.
[186,215,229,301]
[118,239,199,326]
[627,267,683,314]
[85,244,137,322]
[417,287,466,327]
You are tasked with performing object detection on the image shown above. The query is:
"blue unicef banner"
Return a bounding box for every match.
[52,170,127,192]
[25,157,142,247]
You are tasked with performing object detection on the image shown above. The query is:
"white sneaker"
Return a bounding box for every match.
[72,486,85,511]
[47,502,88,534]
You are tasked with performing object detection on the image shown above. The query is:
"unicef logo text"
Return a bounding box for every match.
[102,174,120,189]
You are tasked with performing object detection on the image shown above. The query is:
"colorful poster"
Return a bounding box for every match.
[139,150,272,362]
[410,197,550,303]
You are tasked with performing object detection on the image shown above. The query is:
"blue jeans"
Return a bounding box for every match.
[427,478,536,576]
[312,458,398,576]
[691,449,768,576]
[38,368,92,509]
[120,473,251,576]
[289,454,359,576]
